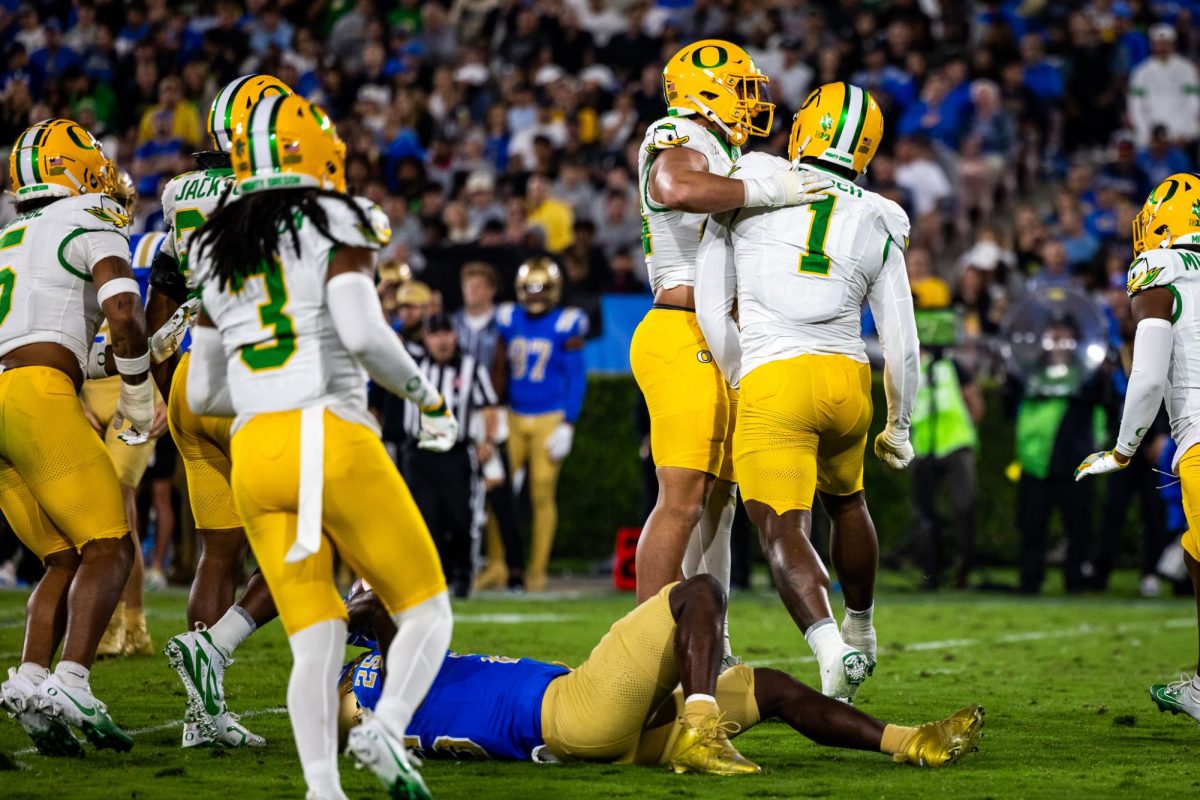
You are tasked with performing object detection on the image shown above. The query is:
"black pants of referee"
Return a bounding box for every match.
[402,442,477,597]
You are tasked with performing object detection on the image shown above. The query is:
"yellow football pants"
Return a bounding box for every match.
[735,354,872,514]
[79,375,158,488]
[0,367,128,558]
[1177,445,1200,562]
[507,410,564,582]
[168,352,240,531]
[231,409,446,637]
[630,308,735,481]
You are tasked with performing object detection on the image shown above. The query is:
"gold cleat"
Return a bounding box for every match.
[122,607,154,656]
[668,714,761,776]
[474,561,508,591]
[96,601,127,659]
[893,705,985,767]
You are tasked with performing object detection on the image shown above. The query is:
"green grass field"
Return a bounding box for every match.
[2,574,1199,799]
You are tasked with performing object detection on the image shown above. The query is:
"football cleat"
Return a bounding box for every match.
[181,719,211,749]
[181,712,265,748]
[821,647,873,705]
[122,608,154,656]
[892,705,985,767]
[164,627,230,743]
[1,668,84,757]
[668,713,761,776]
[36,674,133,752]
[1150,675,1200,724]
[346,713,433,800]
[840,622,878,667]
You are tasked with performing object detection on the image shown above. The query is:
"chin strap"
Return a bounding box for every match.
[682,95,744,146]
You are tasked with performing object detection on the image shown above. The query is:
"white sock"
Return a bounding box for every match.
[54,660,90,689]
[208,605,257,657]
[18,662,49,685]
[842,605,873,635]
[287,618,349,800]
[374,592,453,739]
[682,481,736,659]
[804,618,846,672]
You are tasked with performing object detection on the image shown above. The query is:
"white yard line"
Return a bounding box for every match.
[454,613,577,624]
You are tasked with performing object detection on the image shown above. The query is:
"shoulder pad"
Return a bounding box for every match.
[643,116,709,156]
[729,151,790,179]
[318,195,389,250]
[874,194,911,251]
[160,170,201,218]
[66,193,131,234]
[555,306,588,337]
[1127,248,1200,296]
[496,302,516,328]
[355,197,392,247]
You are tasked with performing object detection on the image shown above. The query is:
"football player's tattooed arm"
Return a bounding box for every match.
[695,211,741,385]
[1113,287,1175,462]
[94,256,150,384]
[650,147,832,213]
[187,311,234,417]
[867,240,919,437]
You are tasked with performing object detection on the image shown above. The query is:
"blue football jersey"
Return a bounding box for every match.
[496,303,588,421]
[343,650,568,761]
[129,230,166,301]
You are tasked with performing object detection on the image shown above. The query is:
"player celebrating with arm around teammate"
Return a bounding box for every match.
[696,83,919,704]
[0,119,154,755]
[189,94,457,800]
[1076,173,1200,723]
[632,40,831,629]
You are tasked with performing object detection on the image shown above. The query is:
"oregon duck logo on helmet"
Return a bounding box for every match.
[516,257,563,315]
[9,118,116,200]
[789,82,883,177]
[662,39,774,147]
[207,74,292,152]
[1133,173,1200,256]
[232,94,347,195]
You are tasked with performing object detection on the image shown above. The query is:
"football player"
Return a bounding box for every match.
[149,75,291,749]
[1076,173,1200,723]
[695,82,919,704]
[188,93,457,800]
[631,40,830,652]
[338,577,983,771]
[496,259,587,591]
[0,119,154,754]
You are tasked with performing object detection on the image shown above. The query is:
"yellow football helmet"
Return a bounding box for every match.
[232,94,347,194]
[662,39,773,147]
[111,168,137,213]
[396,280,432,307]
[789,82,883,177]
[1132,173,1200,255]
[207,73,291,152]
[9,118,115,201]
[516,257,562,314]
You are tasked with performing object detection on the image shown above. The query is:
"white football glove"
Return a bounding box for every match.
[150,297,201,363]
[113,378,155,446]
[545,422,574,462]
[874,426,914,470]
[1074,449,1131,481]
[742,169,833,208]
[417,399,459,452]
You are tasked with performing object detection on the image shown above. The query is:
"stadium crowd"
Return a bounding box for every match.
[0,0,1197,595]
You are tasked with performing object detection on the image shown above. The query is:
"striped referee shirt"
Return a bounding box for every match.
[401,346,500,445]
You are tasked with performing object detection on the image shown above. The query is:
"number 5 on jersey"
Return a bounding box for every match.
[799,195,837,276]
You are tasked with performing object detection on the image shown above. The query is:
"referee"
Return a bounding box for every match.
[401,313,501,598]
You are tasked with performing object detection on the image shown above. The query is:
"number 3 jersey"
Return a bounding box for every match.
[0,193,130,368]
[701,152,911,380]
[193,194,391,431]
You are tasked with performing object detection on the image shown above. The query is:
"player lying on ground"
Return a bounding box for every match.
[1076,172,1200,725]
[339,576,983,771]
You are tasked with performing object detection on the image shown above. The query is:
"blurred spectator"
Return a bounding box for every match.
[29,18,79,94]
[604,248,647,295]
[395,280,433,342]
[895,136,952,222]
[907,247,950,310]
[136,75,201,148]
[1138,125,1193,188]
[1128,24,1200,149]
[525,174,574,254]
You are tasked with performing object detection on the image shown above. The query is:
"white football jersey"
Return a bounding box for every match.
[195,195,391,431]
[707,152,911,380]
[0,193,130,369]
[637,115,739,291]
[160,168,237,284]
[1126,247,1200,466]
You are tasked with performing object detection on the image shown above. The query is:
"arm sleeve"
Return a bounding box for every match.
[1115,317,1173,457]
[561,339,587,424]
[695,212,742,386]
[867,238,920,433]
[186,325,234,417]
[327,271,441,409]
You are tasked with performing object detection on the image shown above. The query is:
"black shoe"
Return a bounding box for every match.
[507,575,525,595]
[451,576,471,599]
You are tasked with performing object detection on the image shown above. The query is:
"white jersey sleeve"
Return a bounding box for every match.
[637,115,740,291]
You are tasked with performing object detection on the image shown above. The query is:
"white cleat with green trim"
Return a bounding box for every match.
[1150,674,1200,724]
[347,713,433,800]
[35,674,132,752]
[1,668,84,757]
[165,627,264,747]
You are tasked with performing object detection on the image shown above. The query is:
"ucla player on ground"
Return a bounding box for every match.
[149,75,290,750]
[338,577,982,771]
[1076,172,1200,725]
[0,119,154,755]
[189,93,457,800]
[496,259,587,592]
[82,169,165,660]
[631,40,831,647]
[696,82,919,704]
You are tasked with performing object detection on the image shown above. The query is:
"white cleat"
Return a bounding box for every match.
[841,623,878,669]
[182,719,210,748]
[36,674,133,751]
[1,668,83,757]
[346,713,432,800]
[182,712,265,748]
[821,646,873,705]
[164,627,261,747]
[1150,674,1200,724]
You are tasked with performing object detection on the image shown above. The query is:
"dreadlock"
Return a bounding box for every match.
[193,187,373,292]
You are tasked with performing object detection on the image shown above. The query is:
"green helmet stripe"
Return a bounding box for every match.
[15,125,38,185]
[833,84,865,154]
[28,123,51,184]
[848,89,871,154]
[210,75,254,151]
[266,95,283,170]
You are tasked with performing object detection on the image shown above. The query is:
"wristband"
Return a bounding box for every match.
[97,277,141,305]
[113,351,151,376]
[420,397,448,415]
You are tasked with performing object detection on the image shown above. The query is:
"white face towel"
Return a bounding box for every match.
[285,403,327,563]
